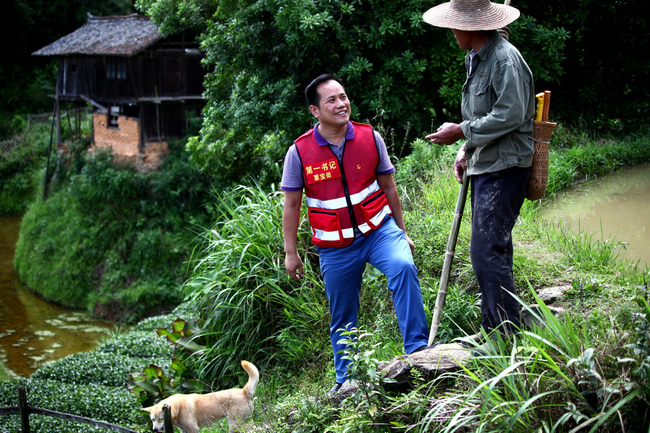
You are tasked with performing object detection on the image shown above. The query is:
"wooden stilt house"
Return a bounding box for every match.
[32,13,204,170]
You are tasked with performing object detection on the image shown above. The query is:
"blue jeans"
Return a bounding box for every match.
[317,217,429,383]
[470,166,530,334]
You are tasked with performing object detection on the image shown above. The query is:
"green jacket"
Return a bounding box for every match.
[460,31,535,175]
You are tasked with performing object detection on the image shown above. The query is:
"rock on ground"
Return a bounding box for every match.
[331,343,472,401]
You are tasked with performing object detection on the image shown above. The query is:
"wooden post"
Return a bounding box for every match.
[428,172,470,346]
[43,100,57,201]
[18,387,31,433]
[55,61,62,148]
[163,404,173,432]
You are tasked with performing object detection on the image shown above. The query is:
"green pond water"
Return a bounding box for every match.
[0,217,115,378]
[539,163,650,268]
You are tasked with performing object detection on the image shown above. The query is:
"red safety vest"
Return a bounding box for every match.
[295,122,392,247]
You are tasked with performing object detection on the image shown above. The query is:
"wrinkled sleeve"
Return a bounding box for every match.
[461,59,532,149]
[374,131,395,175]
[280,144,304,191]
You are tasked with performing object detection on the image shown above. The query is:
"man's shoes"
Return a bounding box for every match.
[411,342,442,353]
[327,382,343,396]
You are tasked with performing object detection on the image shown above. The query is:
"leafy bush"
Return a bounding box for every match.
[13,143,217,322]
[97,330,174,360]
[31,351,164,388]
[131,313,178,333]
[338,326,394,428]
[184,184,329,387]
[127,317,208,405]
[0,378,142,433]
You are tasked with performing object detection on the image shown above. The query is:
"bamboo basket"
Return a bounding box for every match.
[525,120,556,201]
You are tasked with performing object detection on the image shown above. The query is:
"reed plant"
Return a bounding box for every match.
[419,292,647,433]
[183,184,330,387]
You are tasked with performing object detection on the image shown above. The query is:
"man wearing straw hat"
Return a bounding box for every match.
[423,0,535,345]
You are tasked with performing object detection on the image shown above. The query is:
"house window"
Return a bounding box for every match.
[108,105,121,128]
[106,58,127,79]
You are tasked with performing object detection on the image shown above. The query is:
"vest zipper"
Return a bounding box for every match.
[331,147,359,229]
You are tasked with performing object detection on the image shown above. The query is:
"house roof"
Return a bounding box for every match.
[32,13,163,57]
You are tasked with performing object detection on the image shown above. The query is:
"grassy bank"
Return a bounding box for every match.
[12,140,218,323]
[0,113,56,216]
[1,127,649,432]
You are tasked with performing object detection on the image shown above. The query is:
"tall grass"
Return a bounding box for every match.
[420,292,647,433]
[183,184,330,387]
[544,221,629,273]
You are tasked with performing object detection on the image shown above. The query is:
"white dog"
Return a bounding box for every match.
[143,360,259,433]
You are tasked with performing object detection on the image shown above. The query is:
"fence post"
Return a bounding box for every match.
[42,101,56,201]
[163,404,173,432]
[18,387,31,433]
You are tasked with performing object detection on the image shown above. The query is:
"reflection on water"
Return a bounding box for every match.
[0,217,115,378]
[540,163,650,268]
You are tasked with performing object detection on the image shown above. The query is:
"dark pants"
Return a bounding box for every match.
[470,166,530,334]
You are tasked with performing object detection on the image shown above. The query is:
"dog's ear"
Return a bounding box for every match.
[142,406,152,413]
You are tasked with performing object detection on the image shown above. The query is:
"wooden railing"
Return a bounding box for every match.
[0,387,173,433]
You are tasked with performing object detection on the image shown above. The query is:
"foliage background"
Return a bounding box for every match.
[13,140,217,323]
[137,0,568,185]
[4,0,647,188]
[133,0,648,187]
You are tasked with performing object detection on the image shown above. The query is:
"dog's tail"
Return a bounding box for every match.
[241,360,259,398]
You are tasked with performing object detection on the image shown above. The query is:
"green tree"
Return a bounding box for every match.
[137,0,567,186]
[134,0,214,35]
[518,0,649,130]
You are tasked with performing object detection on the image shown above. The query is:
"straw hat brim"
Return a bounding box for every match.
[423,1,520,31]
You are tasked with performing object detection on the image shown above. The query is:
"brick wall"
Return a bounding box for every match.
[93,113,140,156]
[92,113,168,171]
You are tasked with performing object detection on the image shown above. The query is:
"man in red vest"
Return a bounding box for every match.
[281,74,429,394]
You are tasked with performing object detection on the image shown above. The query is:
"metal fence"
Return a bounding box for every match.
[0,107,92,155]
[0,139,17,153]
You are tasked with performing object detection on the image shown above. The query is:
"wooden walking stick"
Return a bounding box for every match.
[428,172,469,346]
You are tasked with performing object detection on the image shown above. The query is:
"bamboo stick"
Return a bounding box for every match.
[428,172,469,345]
[542,90,551,122]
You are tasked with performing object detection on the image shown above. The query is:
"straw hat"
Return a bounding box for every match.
[423,0,520,31]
